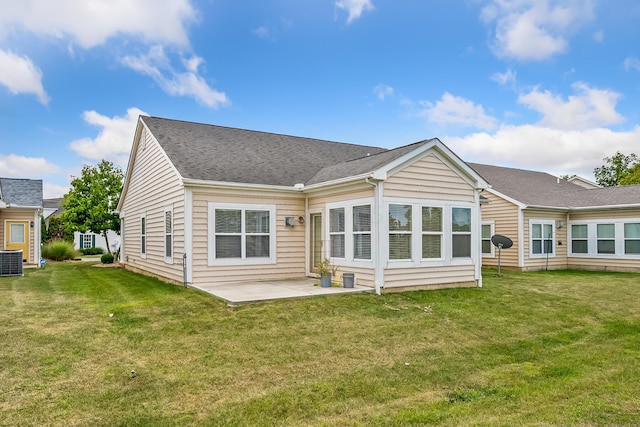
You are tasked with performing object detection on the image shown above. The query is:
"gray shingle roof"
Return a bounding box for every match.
[0,178,43,207]
[142,116,389,186]
[469,163,640,208]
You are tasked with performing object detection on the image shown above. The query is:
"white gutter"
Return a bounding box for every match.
[474,189,482,288]
[366,176,384,295]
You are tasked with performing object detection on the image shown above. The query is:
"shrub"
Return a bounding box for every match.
[80,247,104,255]
[42,239,79,261]
[101,253,114,264]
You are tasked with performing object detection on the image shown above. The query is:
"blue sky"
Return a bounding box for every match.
[1,0,639,198]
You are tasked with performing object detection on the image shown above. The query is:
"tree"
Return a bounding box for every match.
[593,152,638,187]
[62,160,124,254]
[620,162,640,186]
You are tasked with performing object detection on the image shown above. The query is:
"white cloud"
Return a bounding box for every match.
[0,154,60,177]
[481,0,595,61]
[43,182,71,199]
[121,45,229,108]
[491,68,517,86]
[624,56,640,73]
[592,30,604,43]
[0,0,197,48]
[0,49,49,104]
[518,82,623,130]
[373,84,393,100]
[448,125,640,179]
[420,93,498,131]
[253,26,271,39]
[69,107,147,166]
[335,0,374,24]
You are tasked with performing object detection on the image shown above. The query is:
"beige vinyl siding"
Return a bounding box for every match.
[522,210,568,271]
[384,265,477,290]
[191,191,306,284]
[479,192,520,268]
[567,207,640,272]
[569,208,640,221]
[385,153,475,202]
[1,209,37,264]
[121,127,185,283]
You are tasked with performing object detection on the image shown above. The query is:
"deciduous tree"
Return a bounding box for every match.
[62,160,124,254]
[593,152,638,187]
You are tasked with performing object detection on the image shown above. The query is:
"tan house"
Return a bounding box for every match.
[470,163,640,272]
[0,178,43,267]
[117,116,490,293]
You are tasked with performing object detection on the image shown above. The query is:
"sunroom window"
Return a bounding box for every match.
[624,223,640,255]
[330,208,345,258]
[452,207,471,258]
[389,204,412,260]
[422,206,442,259]
[353,205,371,260]
[596,224,615,254]
[571,224,588,254]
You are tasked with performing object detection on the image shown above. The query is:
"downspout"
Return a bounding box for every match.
[474,190,482,287]
[304,193,310,277]
[366,177,383,295]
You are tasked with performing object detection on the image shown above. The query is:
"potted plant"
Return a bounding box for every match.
[317,259,332,288]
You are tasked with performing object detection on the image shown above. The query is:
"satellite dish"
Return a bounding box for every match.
[490,234,513,276]
[491,234,513,249]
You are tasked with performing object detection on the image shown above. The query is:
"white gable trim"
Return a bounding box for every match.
[485,188,527,209]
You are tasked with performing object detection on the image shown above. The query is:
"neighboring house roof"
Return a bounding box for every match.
[0,178,43,207]
[469,163,640,209]
[567,175,601,189]
[142,116,388,187]
[43,197,64,219]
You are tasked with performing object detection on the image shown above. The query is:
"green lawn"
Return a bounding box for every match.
[1,263,639,426]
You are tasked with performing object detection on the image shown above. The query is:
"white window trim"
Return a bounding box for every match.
[388,203,413,262]
[140,213,146,259]
[383,197,477,269]
[208,202,277,266]
[353,204,372,261]
[529,220,555,258]
[325,198,374,268]
[481,221,495,258]
[164,205,173,264]
[452,206,473,259]
[421,206,444,261]
[329,207,346,259]
[568,219,640,258]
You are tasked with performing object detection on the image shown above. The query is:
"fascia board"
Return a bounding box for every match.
[485,188,528,209]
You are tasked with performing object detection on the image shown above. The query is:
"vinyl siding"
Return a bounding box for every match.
[384,153,475,202]
[522,210,568,271]
[191,190,306,284]
[384,265,477,289]
[479,192,520,268]
[120,126,185,283]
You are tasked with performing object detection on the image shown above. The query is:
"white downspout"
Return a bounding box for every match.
[366,177,383,295]
[304,194,310,277]
[474,190,482,287]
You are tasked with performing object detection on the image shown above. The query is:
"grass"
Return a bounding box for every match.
[1,263,639,426]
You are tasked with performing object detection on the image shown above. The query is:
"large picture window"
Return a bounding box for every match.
[353,205,371,260]
[596,224,615,254]
[209,203,276,265]
[452,207,471,258]
[389,204,412,260]
[625,223,640,255]
[422,207,442,259]
[330,208,345,258]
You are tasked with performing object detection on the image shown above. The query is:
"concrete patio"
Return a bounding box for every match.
[191,277,374,306]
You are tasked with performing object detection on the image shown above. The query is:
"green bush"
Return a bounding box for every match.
[42,239,79,261]
[100,253,114,264]
[80,247,104,255]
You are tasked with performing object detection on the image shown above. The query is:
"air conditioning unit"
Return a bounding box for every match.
[0,250,23,276]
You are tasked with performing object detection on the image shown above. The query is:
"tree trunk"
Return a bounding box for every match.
[103,231,111,254]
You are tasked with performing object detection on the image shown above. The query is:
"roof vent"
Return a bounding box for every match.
[294,183,304,189]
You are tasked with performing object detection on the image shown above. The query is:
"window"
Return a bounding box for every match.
[422,207,442,258]
[571,224,588,254]
[140,215,146,257]
[389,204,412,260]
[452,207,471,258]
[9,223,25,243]
[625,223,640,255]
[353,205,371,260]
[481,223,493,256]
[164,206,173,261]
[596,224,615,254]
[81,234,93,249]
[531,222,554,256]
[329,208,345,258]
[209,203,275,264]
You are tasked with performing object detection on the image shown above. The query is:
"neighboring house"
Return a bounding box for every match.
[43,197,120,253]
[0,178,43,265]
[469,163,640,272]
[117,116,490,293]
